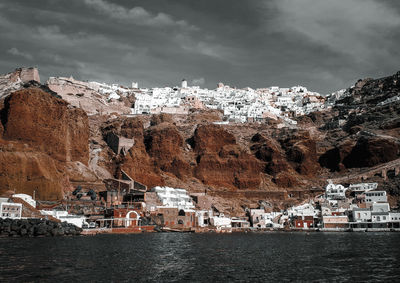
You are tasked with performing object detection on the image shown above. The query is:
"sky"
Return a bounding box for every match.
[0,0,399,93]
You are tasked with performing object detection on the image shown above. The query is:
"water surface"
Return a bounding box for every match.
[1,232,399,282]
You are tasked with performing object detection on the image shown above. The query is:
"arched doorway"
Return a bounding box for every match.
[126,211,140,227]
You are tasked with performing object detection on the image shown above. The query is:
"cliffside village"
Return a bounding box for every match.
[1,68,400,235]
[46,76,339,125]
[1,176,400,234]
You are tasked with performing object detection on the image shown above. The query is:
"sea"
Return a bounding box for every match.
[1,232,399,282]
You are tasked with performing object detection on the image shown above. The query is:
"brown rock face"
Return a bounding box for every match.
[319,140,355,171]
[121,147,164,188]
[193,125,262,190]
[116,118,164,188]
[2,88,89,165]
[145,123,191,180]
[0,149,63,200]
[194,152,261,190]
[343,136,399,168]
[251,134,290,175]
[145,123,184,164]
[320,136,399,170]
[193,124,236,153]
[0,87,90,200]
[279,131,320,176]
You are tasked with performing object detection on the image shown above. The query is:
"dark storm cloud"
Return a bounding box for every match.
[0,0,399,93]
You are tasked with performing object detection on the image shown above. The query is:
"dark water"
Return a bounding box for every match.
[1,232,400,282]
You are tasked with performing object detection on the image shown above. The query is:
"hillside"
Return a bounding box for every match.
[0,68,399,212]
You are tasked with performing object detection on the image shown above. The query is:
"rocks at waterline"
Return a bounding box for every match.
[0,218,82,237]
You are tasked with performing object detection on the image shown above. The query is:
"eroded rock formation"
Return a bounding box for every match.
[0,87,90,199]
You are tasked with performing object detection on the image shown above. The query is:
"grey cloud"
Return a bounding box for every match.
[269,0,400,66]
[7,47,33,60]
[0,0,399,93]
[83,0,197,30]
[191,77,205,86]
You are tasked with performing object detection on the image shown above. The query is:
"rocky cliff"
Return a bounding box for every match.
[0,87,91,200]
[1,68,400,210]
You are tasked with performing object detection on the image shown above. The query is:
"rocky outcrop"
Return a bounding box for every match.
[250,133,290,175]
[194,151,262,190]
[342,136,399,168]
[145,123,191,180]
[193,125,262,190]
[0,218,81,237]
[0,67,40,100]
[279,131,320,176]
[0,87,91,199]
[193,124,236,153]
[2,88,89,164]
[0,148,64,200]
[47,77,133,115]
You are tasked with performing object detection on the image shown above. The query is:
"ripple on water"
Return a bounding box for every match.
[0,233,400,282]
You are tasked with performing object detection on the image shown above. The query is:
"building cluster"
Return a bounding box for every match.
[278,181,400,231]
[132,79,327,124]
[47,76,134,101]
[45,75,332,123]
[2,177,399,233]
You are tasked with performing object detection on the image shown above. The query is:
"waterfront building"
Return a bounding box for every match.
[11,193,36,208]
[195,210,211,227]
[371,212,389,223]
[40,210,87,228]
[389,212,400,228]
[371,202,390,213]
[249,209,283,228]
[151,186,195,210]
[352,208,372,222]
[322,215,349,229]
[157,207,196,230]
[294,215,315,229]
[287,202,319,218]
[210,214,232,229]
[150,186,196,230]
[0,198,22,219]
[231,217,251,229]
[365,191,387,203]
[389,212,400,222]
[325,182,347,200]
[348,183,378,193]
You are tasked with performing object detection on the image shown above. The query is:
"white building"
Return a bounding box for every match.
[352,208,372,222]
[181,79,187,88]
[371,203,390,213]
[287,203,319,218]
[348,183,378,193]
[365,191,387,203]
[389,212,400,222]
[209,213,232,228]
[40,210,87,228]
[195,210,212,227]
[0,198,22,219]
[151,186,195,210]
[325,183,347,200]
[249,209,283,228]
[371,212,389,223]
[12,193,36,208]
